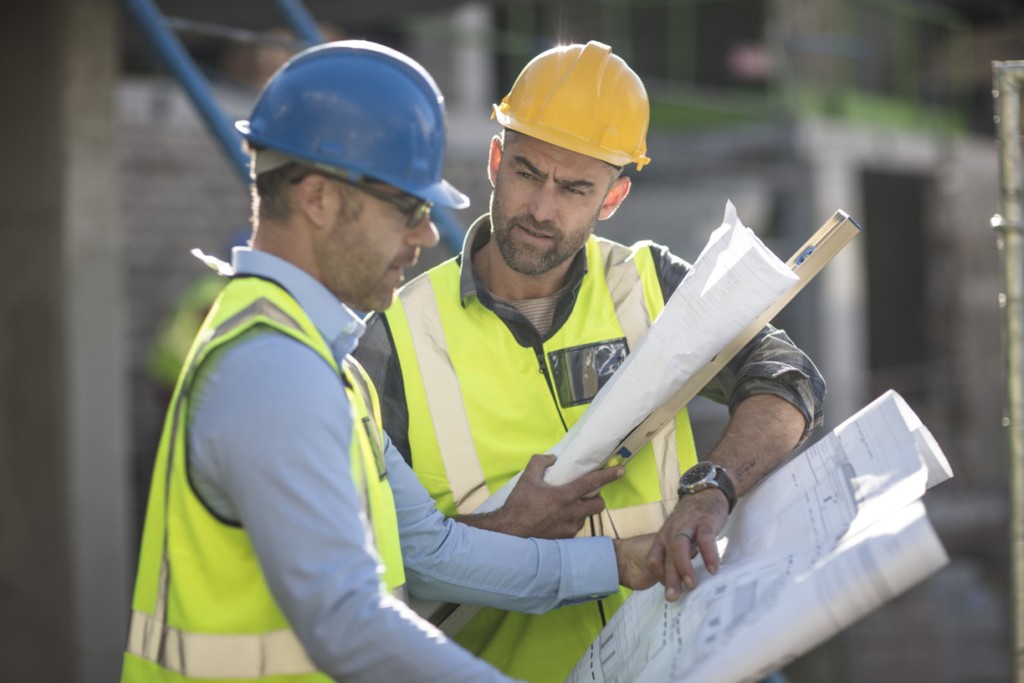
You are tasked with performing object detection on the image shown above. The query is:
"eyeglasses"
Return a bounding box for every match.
[292,167,432,228]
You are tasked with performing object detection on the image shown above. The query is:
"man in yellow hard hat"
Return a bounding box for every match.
[354,41,824,682]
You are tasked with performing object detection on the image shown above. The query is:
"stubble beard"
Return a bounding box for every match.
[317,219,398,314]
[490,194,590,277]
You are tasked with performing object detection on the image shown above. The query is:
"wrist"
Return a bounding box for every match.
[612,538,625,583]
[677,462,736,513]
[457,510,507,533]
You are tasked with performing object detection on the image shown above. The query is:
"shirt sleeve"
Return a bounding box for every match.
[188,329,521,683]
[385,434,620,611]
[649,242,827,440]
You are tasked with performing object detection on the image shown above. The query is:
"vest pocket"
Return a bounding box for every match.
[547,338,628,408]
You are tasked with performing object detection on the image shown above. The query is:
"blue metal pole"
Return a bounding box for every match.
[123,0,251,185]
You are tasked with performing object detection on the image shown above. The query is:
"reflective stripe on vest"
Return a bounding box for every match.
[387,235,698,532]
[124,282,403,681]
[399,280,490,511]
[343,354,409,599]
[126,609,315,679]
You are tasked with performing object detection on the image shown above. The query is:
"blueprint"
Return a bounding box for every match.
[566,390,951,683]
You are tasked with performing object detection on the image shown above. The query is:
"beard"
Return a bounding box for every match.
[316,216,415,313]
[489,192,594,276]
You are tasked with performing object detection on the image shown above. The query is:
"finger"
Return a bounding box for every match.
[670,533,698,595]
[645,538,666,579]
[522,454,556,480]
[571,465,626,498]
[662,537,684,602]
[695,527,721,576]
[574,494,607,519]
[676,531,698,558]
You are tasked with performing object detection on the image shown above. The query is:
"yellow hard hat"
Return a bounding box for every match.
[493,41,651,170]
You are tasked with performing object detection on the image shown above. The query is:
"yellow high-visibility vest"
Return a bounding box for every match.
[123,277,405,682]
[385,231,698,683]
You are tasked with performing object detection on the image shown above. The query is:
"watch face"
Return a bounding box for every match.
[681,462,715,489]
[679,462,736,512]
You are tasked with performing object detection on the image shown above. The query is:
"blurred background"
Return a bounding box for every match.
[1,0,1020,680]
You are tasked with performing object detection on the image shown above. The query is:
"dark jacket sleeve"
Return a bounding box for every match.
[353,313,415,465]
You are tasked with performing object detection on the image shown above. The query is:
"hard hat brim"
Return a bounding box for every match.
[493,106,649,170]
[419,179,470,210]
[237,119,469,210]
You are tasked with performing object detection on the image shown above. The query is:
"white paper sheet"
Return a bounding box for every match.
[566,390,952,683]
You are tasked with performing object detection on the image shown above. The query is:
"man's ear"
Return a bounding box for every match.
[487,135,503,188]
[598,176,631,220]
[292,173,335,229]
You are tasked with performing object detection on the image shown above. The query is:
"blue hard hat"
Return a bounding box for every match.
[236,40,469,210]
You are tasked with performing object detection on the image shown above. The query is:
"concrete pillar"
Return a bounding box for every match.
[0,0,128,681]
[449,2,494,118]
[63,1,131,680]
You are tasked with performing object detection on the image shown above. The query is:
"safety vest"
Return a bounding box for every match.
[385,233,698,682]
[123,276,405,682]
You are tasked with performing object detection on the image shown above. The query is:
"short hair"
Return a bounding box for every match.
[248,153,364,227]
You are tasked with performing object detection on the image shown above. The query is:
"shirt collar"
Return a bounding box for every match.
[458,215,591,307]
[231,247,365,359]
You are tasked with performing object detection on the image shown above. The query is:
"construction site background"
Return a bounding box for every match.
[0,0,1018,681]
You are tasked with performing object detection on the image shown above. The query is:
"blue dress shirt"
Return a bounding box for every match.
[187,247,619,682]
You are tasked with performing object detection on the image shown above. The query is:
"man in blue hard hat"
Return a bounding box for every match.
[122,40,657,683]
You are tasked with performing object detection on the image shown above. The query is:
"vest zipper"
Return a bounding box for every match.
[534,344,568,431]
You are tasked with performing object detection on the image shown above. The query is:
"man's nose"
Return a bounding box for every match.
[528,183,560,223]
[408,213,439,248]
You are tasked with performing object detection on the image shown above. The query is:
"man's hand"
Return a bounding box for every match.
[645,488,729,601]
[613,535,658,590]
[645,394,805,601]
[458,454,626,539]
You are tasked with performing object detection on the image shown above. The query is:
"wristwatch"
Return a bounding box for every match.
[678,462,736,513]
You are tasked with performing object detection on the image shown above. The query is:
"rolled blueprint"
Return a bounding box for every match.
[476,201,798,513]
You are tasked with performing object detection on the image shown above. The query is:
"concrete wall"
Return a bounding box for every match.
[118,78,252,539]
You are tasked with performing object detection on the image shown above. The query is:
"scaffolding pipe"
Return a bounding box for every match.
[124,0,251,183]
[993,60,1024,683]
[123,0,466,251]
